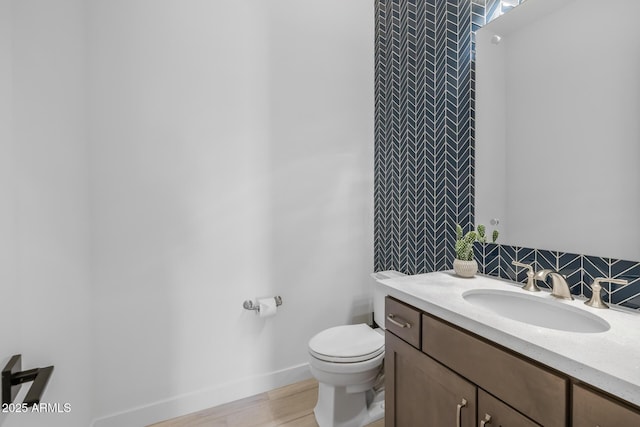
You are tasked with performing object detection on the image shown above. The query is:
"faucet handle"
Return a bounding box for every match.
[585,277,628,309]
[512,261,541,292]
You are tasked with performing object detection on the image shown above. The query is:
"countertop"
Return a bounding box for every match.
[377,271,640,407]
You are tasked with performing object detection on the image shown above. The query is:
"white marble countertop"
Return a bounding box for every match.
[377,271,640,407]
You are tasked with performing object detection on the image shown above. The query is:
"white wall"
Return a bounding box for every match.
[0,1,93,426]
[0,2,19,423]
[0,1,372,425]
[88,1,374,425]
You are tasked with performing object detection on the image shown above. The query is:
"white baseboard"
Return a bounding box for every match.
[91,363,312,427]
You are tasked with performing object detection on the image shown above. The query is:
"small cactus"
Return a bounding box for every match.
[455,226,479,261]
[465,231,477,244]
[454,224,499,261]
[477,224,486,243]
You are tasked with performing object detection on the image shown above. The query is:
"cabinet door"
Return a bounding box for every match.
[572,385,640,427]
[478,389,540,427]
[386,331,476,427]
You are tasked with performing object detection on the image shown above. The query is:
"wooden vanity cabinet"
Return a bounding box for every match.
[572,384,640,427]
[385,296,561,427]
[384,296,640,427]
[386,331,477,427]
[384,295,640,427]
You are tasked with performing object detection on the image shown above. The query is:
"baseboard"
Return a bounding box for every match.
[91,363,312,427]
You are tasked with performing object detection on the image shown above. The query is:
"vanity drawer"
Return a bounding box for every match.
[572,384,640,426]
[422,314,567,427]
[385,297,421,348]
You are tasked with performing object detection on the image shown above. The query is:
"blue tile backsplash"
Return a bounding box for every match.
[475,244,640,310]
[373,0,640,311]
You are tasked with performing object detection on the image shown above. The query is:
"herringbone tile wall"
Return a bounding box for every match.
[373,0,640,310]
[374,0,492,274]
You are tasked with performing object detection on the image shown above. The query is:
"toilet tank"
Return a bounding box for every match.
[371,270,406,329]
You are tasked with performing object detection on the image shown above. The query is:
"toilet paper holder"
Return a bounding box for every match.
[243,296,283,312]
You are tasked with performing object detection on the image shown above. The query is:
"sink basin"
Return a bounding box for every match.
[462,289,610,333]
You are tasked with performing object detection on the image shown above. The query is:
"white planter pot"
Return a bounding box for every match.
[453,259,478,278]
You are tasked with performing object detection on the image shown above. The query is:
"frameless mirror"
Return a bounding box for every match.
[475,0,640,261]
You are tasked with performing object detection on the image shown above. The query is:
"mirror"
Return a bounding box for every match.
[475,0,640,261]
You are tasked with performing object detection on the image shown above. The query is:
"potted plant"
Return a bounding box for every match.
[453,224,498,277]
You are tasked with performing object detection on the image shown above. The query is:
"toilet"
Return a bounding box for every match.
[307,270,405,427]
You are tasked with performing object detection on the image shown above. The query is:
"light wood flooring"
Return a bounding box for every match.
[149,378,385,427]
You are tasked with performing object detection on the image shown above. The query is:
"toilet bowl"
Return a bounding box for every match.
[308,324,385,427]
[307,270,405,427]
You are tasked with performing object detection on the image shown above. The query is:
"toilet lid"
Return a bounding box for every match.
[309,324,384,363]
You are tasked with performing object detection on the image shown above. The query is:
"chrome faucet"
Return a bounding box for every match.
[536,269,573,300]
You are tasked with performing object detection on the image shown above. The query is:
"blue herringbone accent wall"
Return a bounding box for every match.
[374,0,487,274]
[373,0,640,310]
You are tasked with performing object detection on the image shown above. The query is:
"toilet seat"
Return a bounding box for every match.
[309,324,384,363]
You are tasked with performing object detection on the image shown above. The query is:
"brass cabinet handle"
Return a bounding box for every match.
[386,313,411,328]
[480,413,492,427]
[456,398,468,427]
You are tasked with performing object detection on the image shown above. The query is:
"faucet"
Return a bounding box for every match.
[536,269,573,300]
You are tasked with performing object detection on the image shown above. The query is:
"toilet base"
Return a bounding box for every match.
[313,383,385,427]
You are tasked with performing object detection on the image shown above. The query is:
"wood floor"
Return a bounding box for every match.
[149,378,385,427]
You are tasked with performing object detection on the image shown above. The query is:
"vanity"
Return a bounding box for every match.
[379,272,640,426]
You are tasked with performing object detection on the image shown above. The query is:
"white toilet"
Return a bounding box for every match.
[307,271,405,427]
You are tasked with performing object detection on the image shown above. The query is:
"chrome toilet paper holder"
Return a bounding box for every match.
[243,296,283,312]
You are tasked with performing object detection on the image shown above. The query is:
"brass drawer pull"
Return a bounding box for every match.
[387,313,411,328]
[480,413,492,426]
[456,398,468,427]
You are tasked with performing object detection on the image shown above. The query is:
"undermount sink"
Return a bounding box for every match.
[463,289,610,333]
